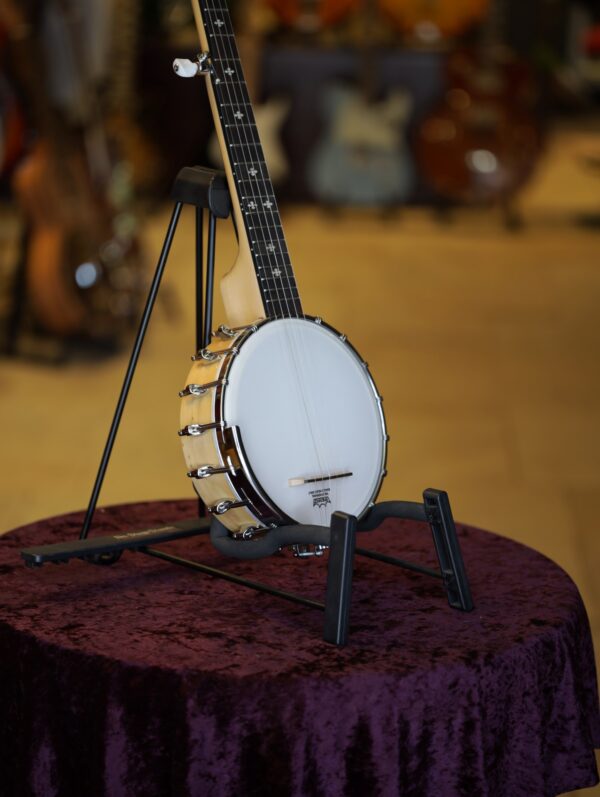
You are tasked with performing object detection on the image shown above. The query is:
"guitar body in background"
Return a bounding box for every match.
[265,0,360,30]
[415,48,541,205]
[307,84,414,206]
[378,0,489,41]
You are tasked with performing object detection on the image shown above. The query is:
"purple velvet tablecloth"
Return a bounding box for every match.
[0,500,598,797]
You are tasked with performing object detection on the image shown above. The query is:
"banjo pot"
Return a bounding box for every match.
[180,316,388,536]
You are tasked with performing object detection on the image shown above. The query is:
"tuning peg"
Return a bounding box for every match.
[173,53,210,78]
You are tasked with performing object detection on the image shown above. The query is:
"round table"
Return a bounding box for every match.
[0,500,598,797]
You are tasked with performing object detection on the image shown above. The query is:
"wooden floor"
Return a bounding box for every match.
[1,126,599,794]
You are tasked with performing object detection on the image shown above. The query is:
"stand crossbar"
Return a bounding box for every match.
[20,165,474,646]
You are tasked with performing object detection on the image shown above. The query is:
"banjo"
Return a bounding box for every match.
[176,0,388,538]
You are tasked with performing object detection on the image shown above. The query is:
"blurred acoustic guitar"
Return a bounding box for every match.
[414,0,542,207]
[264,0,360,32]
[0,0,144,339]
[307,84,414,206]
[266,0,488,40]
[377,0,489,43]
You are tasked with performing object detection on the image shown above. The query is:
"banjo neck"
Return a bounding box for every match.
[190,0,302,322]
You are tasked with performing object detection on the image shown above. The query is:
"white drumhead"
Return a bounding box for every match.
[223,318,386,526]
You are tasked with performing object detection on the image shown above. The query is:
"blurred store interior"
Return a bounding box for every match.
[0,0,599,788]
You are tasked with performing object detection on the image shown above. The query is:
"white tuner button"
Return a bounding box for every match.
[173,58,199,78]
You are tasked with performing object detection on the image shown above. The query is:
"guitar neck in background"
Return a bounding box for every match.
[192,0,302,320]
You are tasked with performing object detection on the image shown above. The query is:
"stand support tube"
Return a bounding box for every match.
[79,203,183,540]
[324,512,357,646]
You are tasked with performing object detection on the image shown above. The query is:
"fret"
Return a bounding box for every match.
[233,163,269,180]
[220,104,255,122]
[263,291,301,303]
[257,262,294,273]
[219,101,253,108]
[253,241,289,257]
[214,79,246,87]
[269,299,302,308]
[261,278,297,292]
[241,197,279,213]
[242,196,278,210]
[211,63,243,78]
[261,282,299,294]
[264,298,301,311]
[248,228,288,247]
[203,15,234,34]
[213,79,249,100]
[223,123,258,131]
[247,223,285,237]
[223,129,262,151]
[238,179,273,192]
[257,267,295,280]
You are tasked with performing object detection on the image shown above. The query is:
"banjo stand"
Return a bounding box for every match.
[21,165,473,646]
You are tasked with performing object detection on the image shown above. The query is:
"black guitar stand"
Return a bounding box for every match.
[20,165,474,646]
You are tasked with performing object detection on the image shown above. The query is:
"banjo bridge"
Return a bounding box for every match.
[288,472,353,487]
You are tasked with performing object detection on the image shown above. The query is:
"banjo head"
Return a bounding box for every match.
[221,317,387,527]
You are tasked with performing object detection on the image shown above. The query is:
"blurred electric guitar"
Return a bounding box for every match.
[414,0,541,207]
[306,0,414,206]
[307,84,413,206]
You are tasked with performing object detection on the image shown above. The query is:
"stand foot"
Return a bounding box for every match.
[423,489,473,612]
[323,512,357,646]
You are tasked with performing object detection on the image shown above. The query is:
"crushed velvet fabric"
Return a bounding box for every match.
[0,500,598,797]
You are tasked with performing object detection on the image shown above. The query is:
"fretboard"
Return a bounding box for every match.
[199,0,302,319]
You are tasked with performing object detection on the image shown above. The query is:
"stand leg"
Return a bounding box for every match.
[323,512,357,646]
[79,202,184,540]
[203,212,217,348]
[195,207,204,352]
[423,489,473,612]
[195,208,206,518]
